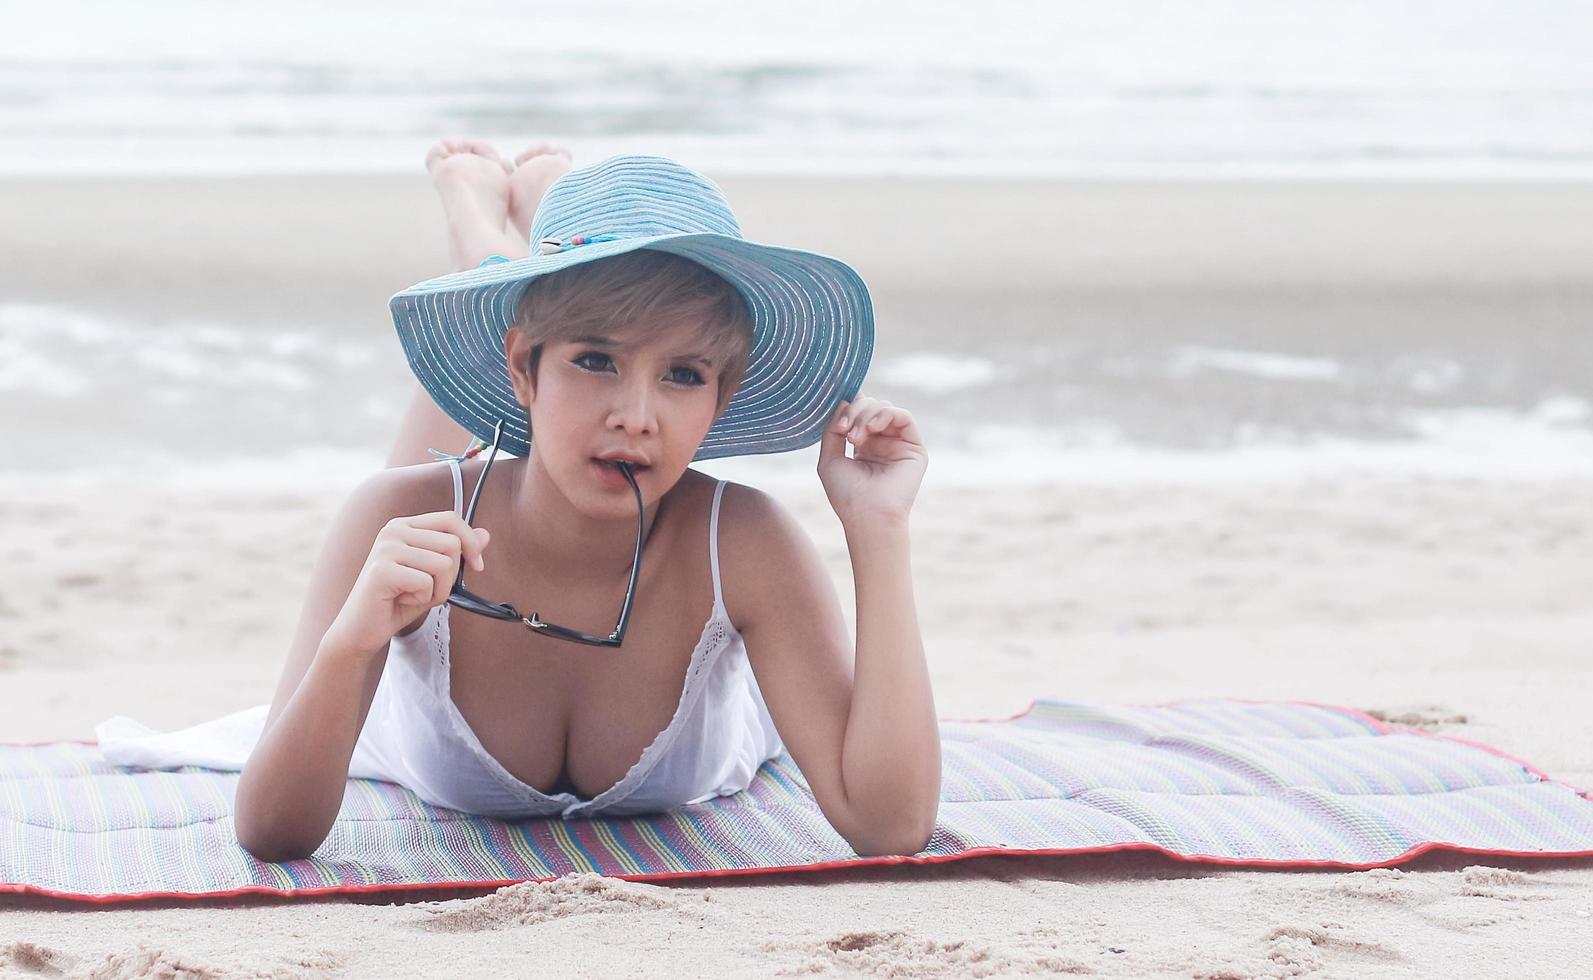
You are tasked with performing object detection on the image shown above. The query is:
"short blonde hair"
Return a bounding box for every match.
[513,249,754,410]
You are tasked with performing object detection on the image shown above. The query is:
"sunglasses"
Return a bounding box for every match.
[446,418,644,648]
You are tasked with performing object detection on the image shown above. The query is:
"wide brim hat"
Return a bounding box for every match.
[389,153,874,461]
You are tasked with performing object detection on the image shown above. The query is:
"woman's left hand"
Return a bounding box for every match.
[817,396,928,529]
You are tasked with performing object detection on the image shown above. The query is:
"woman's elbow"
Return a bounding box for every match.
[233,787,328,863]
[850,836,929,858]
[848,817,936,858]
[238,837,313,865]
[235,820,324,864]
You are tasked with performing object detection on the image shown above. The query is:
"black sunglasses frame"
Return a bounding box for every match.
[445,418,644,648]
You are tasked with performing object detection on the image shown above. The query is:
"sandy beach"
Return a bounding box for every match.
[2,174,1591,977]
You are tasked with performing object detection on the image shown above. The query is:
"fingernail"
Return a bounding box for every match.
[474,556,484,571]
[837,415,849,427]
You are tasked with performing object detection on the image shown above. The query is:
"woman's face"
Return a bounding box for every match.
[506,319,725,517]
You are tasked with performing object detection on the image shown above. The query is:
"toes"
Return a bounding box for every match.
[425,138,520,177]
[424,138,458,165]
[515,142,573,167]
[462,139,507,164]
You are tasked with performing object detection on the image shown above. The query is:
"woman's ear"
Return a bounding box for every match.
[504,329,540,409]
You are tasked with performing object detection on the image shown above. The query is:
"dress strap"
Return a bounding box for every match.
[708,480,728,615]
[425,442,473,517]
[445,456,464,517]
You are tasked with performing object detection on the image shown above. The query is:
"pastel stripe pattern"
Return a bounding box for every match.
[4,699,1592,904]
[388,154,874,462]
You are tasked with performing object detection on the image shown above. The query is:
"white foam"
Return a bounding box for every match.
[874,352,1003,393]
[0,304,116,344]
[1166,347,1345,382]
[0,303,382,398]
[0,342,90,396]
[1405,359,1465,394]
[6,302,1591,489]
[694,402,1593,487]
[17,399,1593,494]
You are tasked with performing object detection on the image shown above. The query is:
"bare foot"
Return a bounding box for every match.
[507,143,575,244]
[425,138,514,267]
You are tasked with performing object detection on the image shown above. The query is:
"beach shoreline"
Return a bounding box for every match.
[5,175,1593,319]
[6,173,1593,482]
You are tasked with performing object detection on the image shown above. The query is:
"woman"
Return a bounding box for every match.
[228,143,939,861]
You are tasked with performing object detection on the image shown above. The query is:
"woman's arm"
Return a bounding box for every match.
[836,515,941,853]
[233,469,419,861]
[725,396,939,856]
[819,396,940,852]
[234,631,387,862]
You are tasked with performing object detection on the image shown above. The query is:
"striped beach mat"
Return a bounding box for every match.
[4,699,1592,904]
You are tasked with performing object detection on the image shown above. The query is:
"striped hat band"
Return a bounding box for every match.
[389,153,874,461]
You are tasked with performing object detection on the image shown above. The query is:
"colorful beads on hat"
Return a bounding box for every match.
[535,233,626,255]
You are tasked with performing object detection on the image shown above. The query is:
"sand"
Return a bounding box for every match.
[2,173,1591,977]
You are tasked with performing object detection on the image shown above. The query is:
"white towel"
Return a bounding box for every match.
[95,704,268,772]
[95,704,395,781]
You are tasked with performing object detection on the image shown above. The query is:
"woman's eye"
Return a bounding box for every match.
[571,351,702,387]
[572,351,613,372]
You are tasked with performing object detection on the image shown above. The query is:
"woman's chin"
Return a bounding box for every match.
[558,460,656,518]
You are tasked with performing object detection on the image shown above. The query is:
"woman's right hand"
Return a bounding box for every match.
[322,512,491,657]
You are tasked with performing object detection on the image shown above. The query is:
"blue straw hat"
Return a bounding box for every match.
[389,153,874,460]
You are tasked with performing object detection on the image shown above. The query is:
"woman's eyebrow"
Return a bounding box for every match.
[569,334,714,367]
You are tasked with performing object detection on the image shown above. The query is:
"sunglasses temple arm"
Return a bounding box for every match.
[453,419,506,594]
[609,469,646,643]
[462,420,503,526]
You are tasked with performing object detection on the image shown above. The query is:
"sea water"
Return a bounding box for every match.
[5,294,1591,486]
[2,0,1592,179]
[4,0,1591,483]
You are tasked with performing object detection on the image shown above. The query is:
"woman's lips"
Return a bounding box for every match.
[590,458,649,487]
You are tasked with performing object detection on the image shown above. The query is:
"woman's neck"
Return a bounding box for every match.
[497,452,664,584]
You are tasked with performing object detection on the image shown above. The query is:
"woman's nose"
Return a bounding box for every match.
[606,380,657,435]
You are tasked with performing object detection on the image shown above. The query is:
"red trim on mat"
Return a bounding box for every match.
[5,838,1592,906]
[1,736,99,747]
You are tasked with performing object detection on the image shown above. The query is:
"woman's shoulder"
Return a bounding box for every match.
[696,476,823,623]
[342,457,461,525]
[676,469,783,537]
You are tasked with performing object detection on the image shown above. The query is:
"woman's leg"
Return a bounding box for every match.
[507,142,575,246]
[384,140,572,468]
[385,385,481,468]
